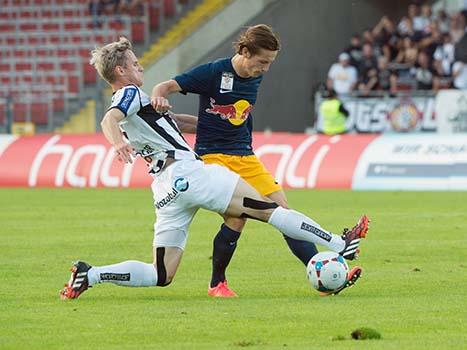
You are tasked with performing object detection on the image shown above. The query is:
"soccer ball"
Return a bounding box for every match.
[306,251,349,293]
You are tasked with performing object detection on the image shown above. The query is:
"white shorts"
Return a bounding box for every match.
[151,159,240,249]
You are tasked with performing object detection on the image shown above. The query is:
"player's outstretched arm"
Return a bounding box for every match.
[151,79,181,113]
[101,109,135,163]
[168,111,198,133]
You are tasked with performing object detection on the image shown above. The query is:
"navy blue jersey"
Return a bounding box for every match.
[174,58,262,156]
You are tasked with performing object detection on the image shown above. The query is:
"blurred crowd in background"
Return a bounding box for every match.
[327,2,467,95]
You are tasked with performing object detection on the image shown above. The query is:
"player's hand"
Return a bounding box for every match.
[151,96,172,113]
[114,143,135,164]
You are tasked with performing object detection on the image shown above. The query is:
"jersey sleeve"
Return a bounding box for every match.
[173,62,213,96]
[108,86,140,117]
[452,61,463,75]
[328,64,337,79]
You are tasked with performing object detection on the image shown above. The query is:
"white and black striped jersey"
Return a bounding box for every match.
[108,84,199,166]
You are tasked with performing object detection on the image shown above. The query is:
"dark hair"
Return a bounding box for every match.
[234,24,280,55]
[325,89,337,98]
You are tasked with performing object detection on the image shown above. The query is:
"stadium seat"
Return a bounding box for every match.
[15,62,33,71]
[43,23,60,31]
[13,103,29,123]
[109,20,124,31]
[64,22,83,31]
[13,49,27,58]
[131,21,145,43]
[0,0,193,131]
[0,76,11,85]
[31,102,50,124]
[83,64,97,84]
[52,94,65,112]
[0,101,6,125]
[68,76,80,94]
[164,0,176,17]
[19,23,38,31]
[0,23,15,32]
[149,2,162,31]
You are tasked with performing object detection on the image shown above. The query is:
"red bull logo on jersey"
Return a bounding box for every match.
[206,98,253,126]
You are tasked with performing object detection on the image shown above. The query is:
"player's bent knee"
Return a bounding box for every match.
[240,197,278,222]
[154,246,182,287]
[157,275,173,287]
[223,216,246,232]
[243,197,279,210]
[267,190,288,208]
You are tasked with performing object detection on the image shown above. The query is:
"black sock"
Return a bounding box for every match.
[283,235,318,266]
[210,224,241,288]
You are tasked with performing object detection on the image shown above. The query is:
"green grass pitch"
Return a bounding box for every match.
[0,188,466,349]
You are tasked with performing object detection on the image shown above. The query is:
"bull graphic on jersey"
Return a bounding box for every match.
[205,98,253,126]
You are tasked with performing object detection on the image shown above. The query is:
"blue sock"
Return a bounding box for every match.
[283,235,318,266]
[210,224,241,288]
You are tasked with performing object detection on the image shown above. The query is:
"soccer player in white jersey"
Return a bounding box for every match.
[59,37,369,300]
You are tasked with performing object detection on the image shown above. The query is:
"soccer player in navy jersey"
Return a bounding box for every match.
[59,37,369,300]
[151,25,364,297]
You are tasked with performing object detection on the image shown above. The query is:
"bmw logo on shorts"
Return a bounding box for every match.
[174,177,189,192]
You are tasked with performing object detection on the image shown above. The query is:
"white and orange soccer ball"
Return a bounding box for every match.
[306,251,349,293]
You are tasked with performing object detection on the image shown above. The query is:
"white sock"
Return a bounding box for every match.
[268,207,345,252]
[87,260,158,287]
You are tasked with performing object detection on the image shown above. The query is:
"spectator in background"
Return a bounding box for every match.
[89,0,119,27]
[357,66,378,96]
[344,34,363,67]
[409,3,426,33]
[398,3,419,36]
[362,28,375,46]
[375,56,398,93]
[450,12,466,43]
[452,61,467,89]
[319,89,349,135]
[358,42,378,78]
[418,3,433,34]
[118,0,143,15]
[410,51,440,91]
[372,16,397,61]
[397,18,416,38]
[433,33,455,76]
[358,56,397,95]
[398,16,415,38]
[395,36,419,76]
[327,52,358,95]
[419,23,442,57]
[435,9,450,34]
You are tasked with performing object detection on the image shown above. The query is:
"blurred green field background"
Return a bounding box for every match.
[0,189,466,350]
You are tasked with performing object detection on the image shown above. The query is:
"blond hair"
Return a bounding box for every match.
[90,37,132,84]
[234,24,280,55]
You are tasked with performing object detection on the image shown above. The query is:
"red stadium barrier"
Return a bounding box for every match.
[2,133,466,190]
[252,133,377,189]
[0,133,378,189]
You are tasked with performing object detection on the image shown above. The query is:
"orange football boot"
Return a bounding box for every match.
[208,281,238,298]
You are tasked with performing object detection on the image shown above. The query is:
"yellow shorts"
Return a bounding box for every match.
[201,154,282,196]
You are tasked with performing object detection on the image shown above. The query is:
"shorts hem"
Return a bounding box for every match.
[152,241,186,250]
[260,185,283,197]
[219,173,240,214]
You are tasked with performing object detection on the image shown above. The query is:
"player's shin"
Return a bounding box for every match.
[268,207,345,252]
[87,260,158,287]
[283,235,318,265]
[211,224,241,287]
